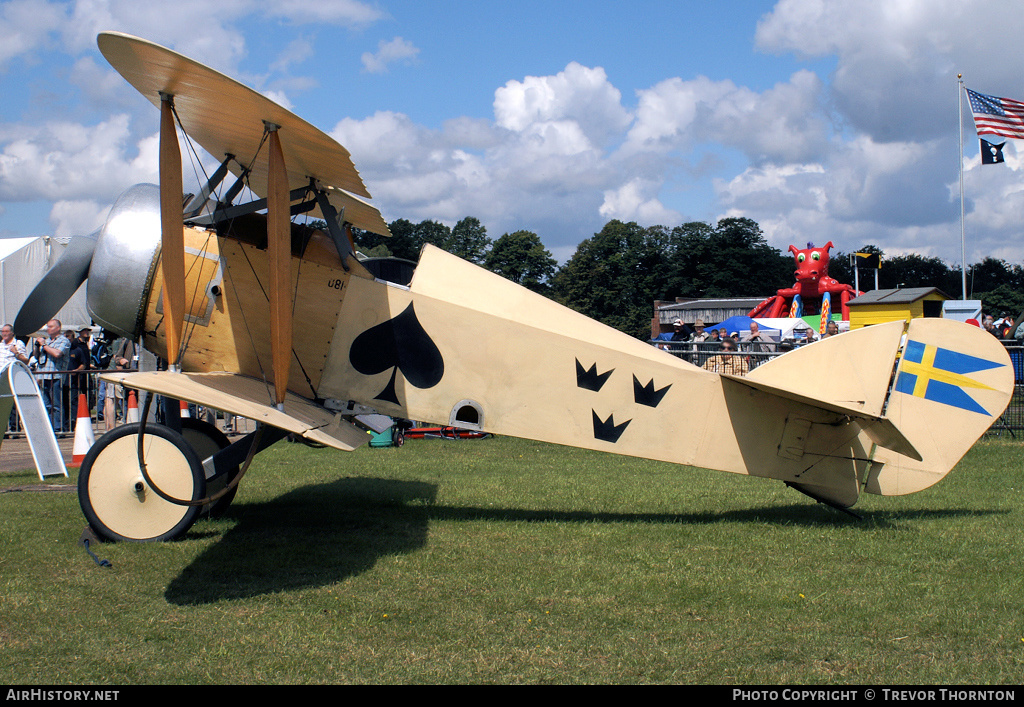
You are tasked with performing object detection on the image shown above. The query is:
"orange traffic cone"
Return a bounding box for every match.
[67,394,95,469]
[180,399,190,418]
[127,390,140,423]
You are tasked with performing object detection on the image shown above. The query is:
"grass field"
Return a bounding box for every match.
[1,434,1022,684]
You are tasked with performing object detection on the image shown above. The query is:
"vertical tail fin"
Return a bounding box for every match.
[867,318,1014,496]
[746,317,1014,501]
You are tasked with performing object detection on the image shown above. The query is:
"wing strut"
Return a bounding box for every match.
[159,93,185,370]
[184,153,234,218]
[265,122,292,409]
[313,186,352,270]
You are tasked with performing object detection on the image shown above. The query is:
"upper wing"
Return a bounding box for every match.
[323,187,392,241]
[97,32,390,236]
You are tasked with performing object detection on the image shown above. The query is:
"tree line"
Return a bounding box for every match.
[352,217,1024,340]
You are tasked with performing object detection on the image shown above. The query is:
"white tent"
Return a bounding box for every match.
[0,236,91,336]
[753,317,813,341]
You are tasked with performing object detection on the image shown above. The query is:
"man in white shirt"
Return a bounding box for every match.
[742,321,772,353]
[1,324,29,369]
[2,323,30,433]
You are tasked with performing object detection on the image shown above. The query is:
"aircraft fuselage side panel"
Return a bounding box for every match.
[142,227,352,402]
[316,246,877,504]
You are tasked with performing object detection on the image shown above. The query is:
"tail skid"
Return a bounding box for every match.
[786,482,864,519]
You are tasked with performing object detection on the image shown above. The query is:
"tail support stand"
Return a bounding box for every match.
[786,482,864,520]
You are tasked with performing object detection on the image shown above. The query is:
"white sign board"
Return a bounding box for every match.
[0,361,67,480]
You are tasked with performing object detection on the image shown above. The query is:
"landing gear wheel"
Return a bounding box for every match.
[177,417,239,517]
[78,422,206,542]
[392,427,405,447]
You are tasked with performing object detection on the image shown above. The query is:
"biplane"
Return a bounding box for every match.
[15,32,1015,542]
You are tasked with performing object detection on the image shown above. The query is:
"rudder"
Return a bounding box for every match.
[868,318,1014,496]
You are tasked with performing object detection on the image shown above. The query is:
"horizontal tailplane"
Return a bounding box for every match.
[749,318,1014,497]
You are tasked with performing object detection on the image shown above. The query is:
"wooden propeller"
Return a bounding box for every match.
[159,94,185,370]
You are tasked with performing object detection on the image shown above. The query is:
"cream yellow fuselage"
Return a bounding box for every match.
[142,225,369,402]
[140,230,1015,510]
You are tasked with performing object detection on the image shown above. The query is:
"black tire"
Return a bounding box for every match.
[78,422,206,542]
[177,417,239,517]
[392,427,405,447]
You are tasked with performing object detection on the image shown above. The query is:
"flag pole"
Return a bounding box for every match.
[958,74,967,300]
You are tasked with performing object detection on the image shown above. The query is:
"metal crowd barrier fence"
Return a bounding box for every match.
[650,338,1024,435]
[650,339,788,370]
[3,369,256,439]
[989,342,1023,437]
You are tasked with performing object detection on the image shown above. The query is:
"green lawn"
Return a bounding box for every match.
[1,435,1021,684]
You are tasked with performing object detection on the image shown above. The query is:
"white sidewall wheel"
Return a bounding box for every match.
[78,422,206,542]
[177,417,239,517]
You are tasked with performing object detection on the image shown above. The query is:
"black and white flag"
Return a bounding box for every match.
[981,138,1006,165]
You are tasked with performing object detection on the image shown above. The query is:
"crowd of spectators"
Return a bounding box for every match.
[655,317,835,374]
[2,320,135,436]
[982,313,1020,339]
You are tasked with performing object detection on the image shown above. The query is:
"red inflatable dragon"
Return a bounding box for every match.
[748,241,861,324]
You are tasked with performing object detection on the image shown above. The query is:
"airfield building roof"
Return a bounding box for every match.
[655,297,767,326]
[847,287,951,306]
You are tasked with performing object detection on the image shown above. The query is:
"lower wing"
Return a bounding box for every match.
[102,370,369,451]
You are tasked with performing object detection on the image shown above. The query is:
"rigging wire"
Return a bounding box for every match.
[157,114,321,402]
[171,100,214,204]
[225,236,276,405]
[222,122,277,407]
[165,101,226,367]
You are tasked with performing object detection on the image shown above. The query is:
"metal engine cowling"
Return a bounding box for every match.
[87,183,162,339]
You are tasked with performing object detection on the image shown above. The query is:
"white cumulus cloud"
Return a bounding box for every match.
[0,115,156,202]
[600,178,681,224]
[361,37,420,74]
[623,70,827,165]
[494,63,631,148]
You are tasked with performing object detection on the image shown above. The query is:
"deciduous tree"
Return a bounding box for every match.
[485,230,556,294]
[448,217,491,264]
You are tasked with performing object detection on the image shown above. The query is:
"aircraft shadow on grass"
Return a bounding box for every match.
[165,477,437,606]
[423,503,1005,529]
[164,478,1005,605]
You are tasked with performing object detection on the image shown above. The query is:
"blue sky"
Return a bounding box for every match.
[3,0,1024,271]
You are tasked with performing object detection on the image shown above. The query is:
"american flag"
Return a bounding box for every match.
[966,88,1024,139]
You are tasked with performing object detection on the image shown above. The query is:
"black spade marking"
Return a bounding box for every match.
[592,410,630,443]
[633,375,671,408]
[349,303,444,404]
[576,359,613,391]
